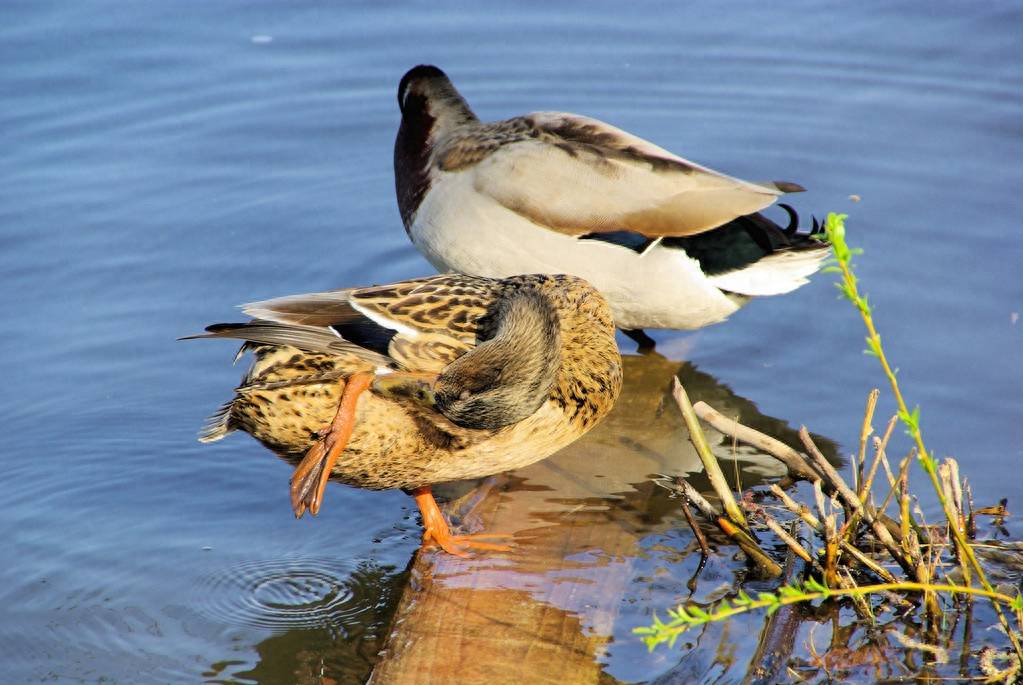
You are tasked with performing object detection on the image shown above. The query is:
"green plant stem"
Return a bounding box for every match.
[636,581,1018,650]
[825,213,1023,662]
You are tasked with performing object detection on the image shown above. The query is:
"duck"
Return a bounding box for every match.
[394,65,828,349]
[189,273,623,556]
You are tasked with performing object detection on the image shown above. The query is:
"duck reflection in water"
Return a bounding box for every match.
[198,349,839,683]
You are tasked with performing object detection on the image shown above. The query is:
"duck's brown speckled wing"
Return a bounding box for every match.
[348,274,509,372]
[348,274,498,338]
[240,274,509,373]
[440,111,802,239]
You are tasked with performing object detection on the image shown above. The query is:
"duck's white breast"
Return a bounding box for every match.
[409,171,741,330]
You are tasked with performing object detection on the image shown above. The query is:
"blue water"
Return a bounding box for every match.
[2,2,1021,683]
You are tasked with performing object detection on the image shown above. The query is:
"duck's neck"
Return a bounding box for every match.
[393,111,433,229]
[434,288,561,430]
[394,83,478,229]
[423,77,478,130]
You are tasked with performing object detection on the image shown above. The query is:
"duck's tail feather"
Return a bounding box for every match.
[682,205,831,297]
[198,399,235,443]
[708,243,830,296]
[181,321,390,367]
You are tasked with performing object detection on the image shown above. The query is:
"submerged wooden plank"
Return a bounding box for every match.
[368,354,685,684]
[368,460,640,684]
[369,353,830,684]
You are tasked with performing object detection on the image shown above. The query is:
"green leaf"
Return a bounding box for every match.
[898,407,918,434]
[825,213,848,244]
[779,585,802,599]
[865,335,882,358]
[917,450,937,470]
[805,577,830,596]
[857,294,872,315]
[688,606,710,621]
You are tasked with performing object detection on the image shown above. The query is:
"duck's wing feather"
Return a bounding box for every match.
[345,274,499,339]
[185,320,391,368]
[448,111,802,238]
[234,275,506,373]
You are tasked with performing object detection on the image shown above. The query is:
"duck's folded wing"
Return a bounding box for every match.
[237,275,498,372]
[466,112,803,238]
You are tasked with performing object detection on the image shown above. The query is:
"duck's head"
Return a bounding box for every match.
[397,65,477,130]
[434,288,561,431]
[373,287,562,432]
[394,65,478,227]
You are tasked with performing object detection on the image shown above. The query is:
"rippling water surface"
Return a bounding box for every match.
[2,2,1021,683]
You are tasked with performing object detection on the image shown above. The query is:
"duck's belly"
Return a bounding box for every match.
[410,176,742,330]
[232,369,586,491]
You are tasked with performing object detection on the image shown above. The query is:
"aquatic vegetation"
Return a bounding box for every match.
[826,213,1022,660]
[638,214,1023,681]
[637,578,1021,647]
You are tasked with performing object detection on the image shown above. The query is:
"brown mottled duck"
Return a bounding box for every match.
[190,273,623,556]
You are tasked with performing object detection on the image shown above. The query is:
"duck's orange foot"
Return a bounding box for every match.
[422,529,515,557]
[413,485,514,557]
[289,372,373,518]
[290,440,327,518]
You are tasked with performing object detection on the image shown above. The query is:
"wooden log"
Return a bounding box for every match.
[371,354,695,684]
[367,474,626,684]
[369,358,836,682]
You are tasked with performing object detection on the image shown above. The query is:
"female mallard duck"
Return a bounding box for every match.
[192,273,622,556]
[394,65,828,348]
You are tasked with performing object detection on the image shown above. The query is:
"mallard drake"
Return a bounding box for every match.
[190,273,622,556]
[394,65,828,348]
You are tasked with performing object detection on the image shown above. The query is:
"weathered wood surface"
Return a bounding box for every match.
[368,353,680,684]
[369,353,829,684]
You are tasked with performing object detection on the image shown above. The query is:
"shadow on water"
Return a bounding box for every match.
[198,352,839,683]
